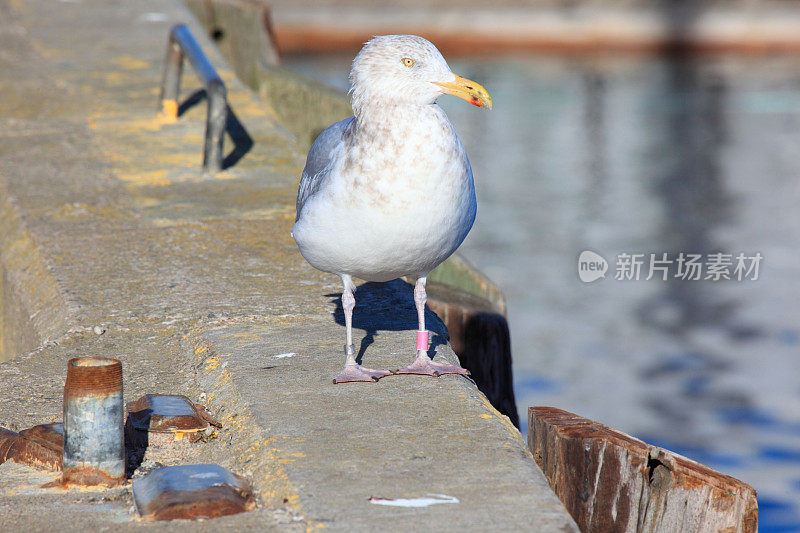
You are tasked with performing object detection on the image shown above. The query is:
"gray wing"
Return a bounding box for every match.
[295,116,354,221]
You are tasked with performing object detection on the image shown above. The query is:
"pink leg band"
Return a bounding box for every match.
[416,331,429,351]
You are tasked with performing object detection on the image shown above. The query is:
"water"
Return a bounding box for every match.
[285,52,800,531]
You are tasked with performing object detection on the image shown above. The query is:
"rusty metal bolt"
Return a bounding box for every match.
[62,357,126,486]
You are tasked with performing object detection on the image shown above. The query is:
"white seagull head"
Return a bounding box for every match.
[349,35,492,116]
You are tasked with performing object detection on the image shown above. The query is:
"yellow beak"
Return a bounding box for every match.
[434,74,492,110]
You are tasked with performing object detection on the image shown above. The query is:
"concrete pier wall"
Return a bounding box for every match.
[0,0,576,530]
[0,193,70,363]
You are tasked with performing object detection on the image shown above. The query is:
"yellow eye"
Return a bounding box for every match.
[402,57,414,67]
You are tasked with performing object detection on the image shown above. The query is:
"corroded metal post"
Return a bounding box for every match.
[158,24,228,173]
[158,39,183,120]
[204,77,227,171]
[62,357,125,486]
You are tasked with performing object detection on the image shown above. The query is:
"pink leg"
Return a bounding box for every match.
[334,275,392,384]
[395,277,470,377]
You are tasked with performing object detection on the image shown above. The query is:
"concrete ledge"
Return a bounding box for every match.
[0,0,577,530]
[0,192,69,360]
[187,309,575,530]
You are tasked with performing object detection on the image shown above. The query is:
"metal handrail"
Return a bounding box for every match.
[159,24,227,172]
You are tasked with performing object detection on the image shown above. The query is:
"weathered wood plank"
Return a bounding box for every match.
[528,407,758,533]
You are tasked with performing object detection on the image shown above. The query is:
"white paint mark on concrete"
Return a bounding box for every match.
[368,494,459,507]
[273,353,297,359]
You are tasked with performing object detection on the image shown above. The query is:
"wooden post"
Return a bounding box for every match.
[528,407,758,533]
[426,281,519,427]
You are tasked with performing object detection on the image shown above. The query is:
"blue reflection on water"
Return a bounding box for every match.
[516,373,562,437]
[718,406,780,428]
[516,374,561,394]
[636,435,745,469]
[683,375,710,395]
[758,497,800,533]
[778,329,800,346]
[761,448,800,463]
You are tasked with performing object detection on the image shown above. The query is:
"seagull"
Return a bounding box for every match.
[292,35,492,383]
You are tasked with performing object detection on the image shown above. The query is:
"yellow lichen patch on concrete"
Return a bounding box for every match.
[276,449,307,465]
[153,151,198,167]
[100,72,131,85]
[103,151,133,164]
[89,113,167,135]
[477,393,521,439]
[137,115,175,131]
[48,203,131,223]
[218,332,262,341]
[215,368,233,388]
[6,0,28,14]
[30,39,65,59]
[115,170,171,187]
[136,197,163,208]
[150,218,188,228]
[480,414,493,419]
[228,100,271,120]
[187,333,304,514]
[239,206,296,220]
[257,441,301,510]
[237,438,302,509]
[211,172,239,181]
[183,132,204,144]
[224,412,245,433]
[111,55,150,70]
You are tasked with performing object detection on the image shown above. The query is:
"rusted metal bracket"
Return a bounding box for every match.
[159,24,227,173]
[133,464,256,521]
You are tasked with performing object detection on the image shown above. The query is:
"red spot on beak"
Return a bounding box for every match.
[470,97,481,107]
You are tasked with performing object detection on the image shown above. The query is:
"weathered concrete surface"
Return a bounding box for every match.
[0,0,577,530]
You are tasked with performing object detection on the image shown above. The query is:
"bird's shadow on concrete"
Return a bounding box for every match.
[326,279,448,364]
[178,88,253,170]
